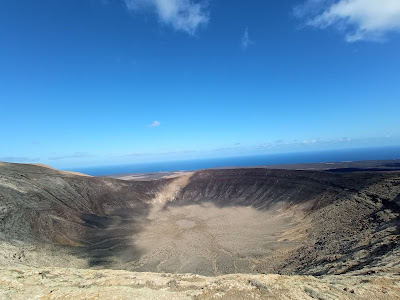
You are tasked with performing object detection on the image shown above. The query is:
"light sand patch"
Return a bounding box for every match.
[152,174,193,204]
[61,171,92,177]
[161,171,193,179]
[128,202,301,275]
[118,175,148,181]
[176,219,196,229]
[112,171,194,181]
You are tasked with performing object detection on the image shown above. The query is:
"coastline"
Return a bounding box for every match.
[104,159,400,181]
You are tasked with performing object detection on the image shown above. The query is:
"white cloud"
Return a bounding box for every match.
[49,152,93,161]
[302,139,318,144]
[0,157,40,163]
[295,0,400,42]
[124,0,209,35]
[149,120,161,127]
[241,27,254,50]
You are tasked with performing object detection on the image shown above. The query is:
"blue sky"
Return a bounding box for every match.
[1,0,400,168]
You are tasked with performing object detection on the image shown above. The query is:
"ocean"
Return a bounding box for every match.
[67,146,400,176]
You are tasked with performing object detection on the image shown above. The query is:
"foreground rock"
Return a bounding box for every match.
[1,267,399,300]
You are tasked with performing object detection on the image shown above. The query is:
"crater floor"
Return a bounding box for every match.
[127,202,301,275]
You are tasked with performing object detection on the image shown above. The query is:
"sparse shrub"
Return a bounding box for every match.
[167,279,179,288]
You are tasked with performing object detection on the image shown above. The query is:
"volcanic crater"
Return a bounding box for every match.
[1,161,399,280]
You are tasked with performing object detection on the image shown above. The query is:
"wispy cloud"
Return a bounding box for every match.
[123,0,209,35]
[123,135,399,161]
[149,120,161,127]
[294,0,400,42]
[210,137,356,155]
[48,152,93,161]
[301,139,318,144]
[126,152,149,157]
[125,149,196,157]
[241,27,254,50]
[0,157,40,163]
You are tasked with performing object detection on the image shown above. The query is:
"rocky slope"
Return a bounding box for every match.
[1,267,400,300]
[171,169,400,275]
[0,161,171,269]
[0,161,399,299]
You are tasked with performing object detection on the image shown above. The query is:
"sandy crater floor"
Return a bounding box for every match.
[126,202,302,275]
